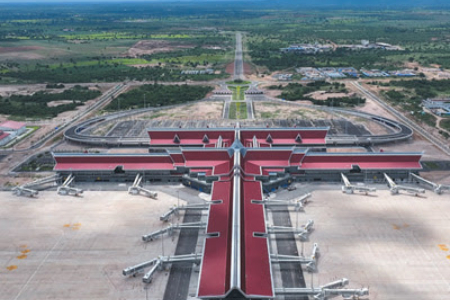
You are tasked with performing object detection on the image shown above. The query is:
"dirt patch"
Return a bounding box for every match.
[243,62,252,75]
[47,100,74,107]
[254,101,331,120]
[306,91,356,101]
[0,46,43,54]
[0,52,45,60]
[126,40,194,57]
[129,63,163,68]
[225,62,234,75]
[152,101,223,120]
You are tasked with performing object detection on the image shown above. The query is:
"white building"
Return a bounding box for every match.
[0,120,26,137]
[0,130,12,146]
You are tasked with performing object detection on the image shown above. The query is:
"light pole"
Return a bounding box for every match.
[144,93,146,109]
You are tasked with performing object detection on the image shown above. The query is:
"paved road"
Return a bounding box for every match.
[246,101,254,119]
[352,81,450,156]
[234,32,244,80]
[163,209,202,300]
[271,206,308,300]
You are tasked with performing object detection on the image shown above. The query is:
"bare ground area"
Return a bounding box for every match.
[0,46,46,60]
[134,101,224,121]
[254,102,332,120]
[225,62,234,75]
[243,62,252,76]
[306,91,356,101]
[126,40,194,57]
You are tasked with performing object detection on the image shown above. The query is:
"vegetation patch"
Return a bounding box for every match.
[15,152,55,172]
[0,85,100,118]
[226,79,252,85]
[229,102,248,119]
[271,82,365,107]
[106,83,213,111]
[229,85,249,101]
[440,118,450,132]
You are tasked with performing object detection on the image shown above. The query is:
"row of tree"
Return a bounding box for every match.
[106,83,213,111]
[0,86,101,118]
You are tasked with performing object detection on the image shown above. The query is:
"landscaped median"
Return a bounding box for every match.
[229,102,248,119]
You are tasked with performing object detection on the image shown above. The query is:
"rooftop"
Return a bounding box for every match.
[0,120,26,130]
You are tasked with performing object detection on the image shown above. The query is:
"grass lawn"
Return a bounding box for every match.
[229,102,248,119]
[229,85,249,101]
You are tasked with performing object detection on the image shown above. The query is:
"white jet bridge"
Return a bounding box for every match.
[384,173,425,196]
[410,173,450,195]
[57,174,83,196]
[128,173,158,199]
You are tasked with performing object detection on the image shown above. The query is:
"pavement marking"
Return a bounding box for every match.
[13,235,64,300]
[438,244,449,251]
[6,265,18,271]
[392,223,409,230]
[64,223,81,230]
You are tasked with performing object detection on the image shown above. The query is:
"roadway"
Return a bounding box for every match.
[234,32,245,80]
[352,81,450,156]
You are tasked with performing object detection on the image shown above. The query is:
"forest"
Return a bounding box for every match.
[0,86,101,118]
[105,83,213,111]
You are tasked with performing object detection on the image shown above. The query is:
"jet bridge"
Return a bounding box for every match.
[271,243,319,272]
[57,174,83,196]
[267,219,314,241]
[13,174,60,198]
[123,253,202,284]
[410,173,450,195]
[253,192,311,211]
[128,174,158,198]
[160,203,211,222]
[274,278,369,300]
[142,222,206,242]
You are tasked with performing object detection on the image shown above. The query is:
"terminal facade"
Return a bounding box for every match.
[52,126,421,299]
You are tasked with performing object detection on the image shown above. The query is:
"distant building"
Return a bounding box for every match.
[181,69,214,75]
[0,120,26,137]
[423,98,450,116]
[273,74,293,81]
[0,130,12,146]
[280,44,333,54]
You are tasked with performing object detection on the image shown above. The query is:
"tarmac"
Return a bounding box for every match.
[1,184,450,300]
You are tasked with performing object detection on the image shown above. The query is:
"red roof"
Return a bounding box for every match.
[300,153,422,170]
[241,129,327,146]
[148,130,235,147]
[0,120,25,130]
[243,150,292,175]
[241,180,273,297]
[53,154,175,171]
[198,180,233,297]
[0,131,10,140]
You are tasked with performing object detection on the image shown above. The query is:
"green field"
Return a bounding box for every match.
[229,102,248,119]
[106,84,213,111]
[229,85,249,101]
